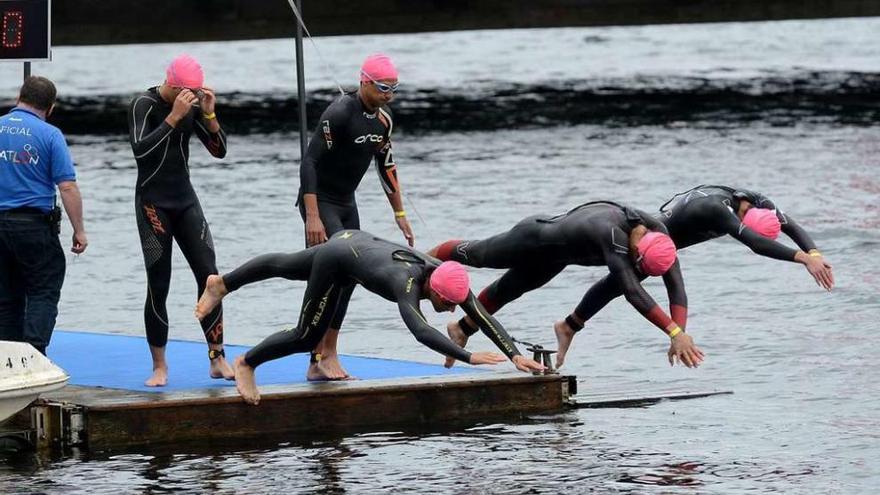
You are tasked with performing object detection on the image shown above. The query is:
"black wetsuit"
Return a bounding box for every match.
[434,201,688,336]
[221,230,521,368]
[296,92,398,330]
[660,185,817,256]
[128,87,228,347]
[571,185,819,327]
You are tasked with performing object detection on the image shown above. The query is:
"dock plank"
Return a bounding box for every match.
[35,373,573,450]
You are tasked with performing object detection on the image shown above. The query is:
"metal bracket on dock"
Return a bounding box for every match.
[525,343,558,375]
[30,400,85,449]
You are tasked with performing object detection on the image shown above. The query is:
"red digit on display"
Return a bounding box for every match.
[2,11,23,49]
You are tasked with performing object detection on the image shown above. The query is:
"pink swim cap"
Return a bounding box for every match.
[742,208,781,239]
[360,53,399,82]
[430,261,470,304]
[637,232,677,276]
[166,54,204,89]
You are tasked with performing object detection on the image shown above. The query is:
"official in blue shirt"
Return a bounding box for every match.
[0,76,87,355]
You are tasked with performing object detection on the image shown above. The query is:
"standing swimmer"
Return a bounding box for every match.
[127,55,233,386]
[297,54,414,381]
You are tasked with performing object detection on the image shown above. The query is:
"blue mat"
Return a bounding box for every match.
[48,330,482,392]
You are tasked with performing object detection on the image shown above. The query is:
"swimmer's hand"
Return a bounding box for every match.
[469,351,507,366]
[512,354,545,373]
[166,89,198,126]
[305,214,328,246]
[800,251,834,291]
[395,215,415,247]
[667,332,705,368]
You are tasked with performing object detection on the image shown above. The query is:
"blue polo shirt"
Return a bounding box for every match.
[0,107,76,212]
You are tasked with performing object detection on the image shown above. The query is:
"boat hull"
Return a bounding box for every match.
[0,342,69,423]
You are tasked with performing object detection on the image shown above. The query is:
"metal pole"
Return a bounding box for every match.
[23,62,31,81]
[294,0,308,160]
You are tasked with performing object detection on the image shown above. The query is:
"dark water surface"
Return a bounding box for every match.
[1,17,878,494]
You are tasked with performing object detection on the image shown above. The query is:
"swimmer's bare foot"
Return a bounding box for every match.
[319,353,350,378]
[554,319,577,369]
[444,320,469,368]
[234,355,260,405]
[209,351,236,380]
[146,346,168,386]
[195,274,227,321]
[306,353,353,381]
[145,365,168,387]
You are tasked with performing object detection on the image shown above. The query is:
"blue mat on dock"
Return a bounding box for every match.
[48,330,482,392]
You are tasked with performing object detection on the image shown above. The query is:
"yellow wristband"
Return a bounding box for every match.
[668,326,682,339]
[809,250,822,257]
[394,210,406,218]
[203,112,217,120]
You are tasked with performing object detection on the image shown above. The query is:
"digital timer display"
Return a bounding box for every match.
[3,11,23,48]
[0,0,50,60]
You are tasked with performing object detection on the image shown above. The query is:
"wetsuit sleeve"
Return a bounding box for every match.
[396,290,473,363]
[459,291,521,359]
[604,228,676,335]
[661,259,688,330]
[779,212,819,252]
[128,95,174,158]
[715,203,800,261]
[374,108,399,194]
[194,117,227,158]
[300,104,346,195]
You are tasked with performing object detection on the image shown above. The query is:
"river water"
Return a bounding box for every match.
[1,17,878,494]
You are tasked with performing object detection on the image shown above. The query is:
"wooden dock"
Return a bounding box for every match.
[2,331,731,452]
[20,372,575,451]
[12,375,734,453]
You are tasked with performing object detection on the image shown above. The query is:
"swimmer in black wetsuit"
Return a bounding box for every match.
[297,54,414,381]
[553,186,834,362]
[429,201,704,370]
[194,230,545,405]
[661,185,833,288]
[128,55,232,386]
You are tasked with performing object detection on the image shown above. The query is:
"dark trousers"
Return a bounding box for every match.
[0,213,66,355]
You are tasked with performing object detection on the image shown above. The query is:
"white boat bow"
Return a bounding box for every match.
[0,341,69,423]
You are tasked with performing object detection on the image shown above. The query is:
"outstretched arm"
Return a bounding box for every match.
[717,204,799,261]
[722,206,833,289]
[661,259,688,330]
[459,291,545,373]
[779,212,834,290]
[459,291,520,359]
[398,298,473,363]
[637,211,688,327]
[606,247,704,367]
[779,211,817,252]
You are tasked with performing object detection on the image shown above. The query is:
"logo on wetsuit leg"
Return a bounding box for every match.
[406,277,414,293]
[322,120,333,150]
[455,241,470,261]
[207,321,223,343]
[143,205,166,235]
[354,134,383,144]
[311,293,330,327]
